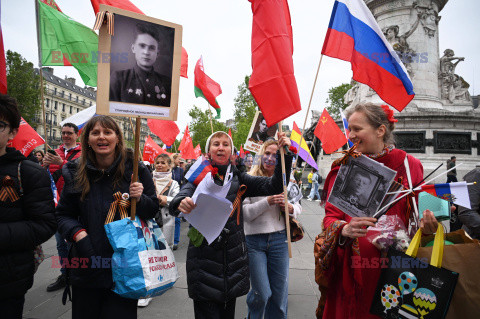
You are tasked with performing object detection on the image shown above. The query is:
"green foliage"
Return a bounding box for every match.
[325,83,352,120]
[6,50,41,123]
[232,75,257,149]
[188,105,228,151]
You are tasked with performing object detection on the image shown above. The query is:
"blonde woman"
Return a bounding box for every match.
[243,139,301,319]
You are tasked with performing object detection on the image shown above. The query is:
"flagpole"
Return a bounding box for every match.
[34,0,48,153]
[207,103,214,134]
[297,54,324,163]
[130,116,141,220]
[278,121,293,258]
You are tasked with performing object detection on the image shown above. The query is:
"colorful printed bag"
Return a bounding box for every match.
[104,216,178,299]
[370,225,458,318]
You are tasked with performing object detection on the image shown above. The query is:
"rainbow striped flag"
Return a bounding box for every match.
[290,122,318,169]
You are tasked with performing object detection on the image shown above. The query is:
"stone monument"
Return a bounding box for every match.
[312,0,480,179]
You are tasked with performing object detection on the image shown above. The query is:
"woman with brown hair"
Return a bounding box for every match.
[320,103,438,318]
[243,139,301,319]
[56,115,159,318]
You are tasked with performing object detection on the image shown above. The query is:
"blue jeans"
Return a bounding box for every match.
[246,230,289,319]
[55,231,69,275]
[309,182,320,200]
[174,217,181,245]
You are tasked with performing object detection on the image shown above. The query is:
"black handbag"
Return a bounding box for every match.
[370,225,458,318]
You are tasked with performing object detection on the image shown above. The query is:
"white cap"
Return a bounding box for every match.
[205,131,234,155]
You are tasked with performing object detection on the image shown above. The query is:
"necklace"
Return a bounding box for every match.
[366,144,394,159]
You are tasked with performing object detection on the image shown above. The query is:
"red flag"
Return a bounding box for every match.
[147,119,179,147]
[180,47,188,78]
[90,0,143,14]
[178,125,190,151]
[180,132,196,160]
[7,118,45,156]
[194,57,222,119]
[248,0,301,127]
[228,128,232,138]
[0,3,7,94]
[239,145,245,159]
[142,135,169,163]
[194,144,201,158]
[313,109,347,154]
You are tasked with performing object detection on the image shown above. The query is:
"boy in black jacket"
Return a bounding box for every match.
[0,94,57,318]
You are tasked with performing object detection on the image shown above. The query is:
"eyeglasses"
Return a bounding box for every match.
[0,121,9,133]
[61,131,74,136]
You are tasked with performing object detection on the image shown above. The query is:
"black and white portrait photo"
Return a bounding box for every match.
[327,155,397,218]
[96,5,182,120]
[109,14,174,107]
[244,111,278,153]
[287,182,303,204]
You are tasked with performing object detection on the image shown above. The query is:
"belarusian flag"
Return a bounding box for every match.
[194,57,222,119]
[37,0,99,86]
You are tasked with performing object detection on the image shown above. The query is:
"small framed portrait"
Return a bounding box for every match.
[287,182,302,204]
[96,5,182,120]
[327,155,397,218]
[244,111,278,153]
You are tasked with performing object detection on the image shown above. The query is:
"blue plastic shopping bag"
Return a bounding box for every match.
[104,216,178,299]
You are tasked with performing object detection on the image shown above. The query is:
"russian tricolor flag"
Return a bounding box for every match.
[47,170,60,206]
[185,156,214,185]
[59,104,96,131]
[322,0,414,111]
[420,182,471,209]
[340,110,354,147]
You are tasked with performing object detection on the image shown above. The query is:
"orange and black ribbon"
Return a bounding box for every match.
[0,176,19,203]
[230,185,247,225]
[105,192,130,225]
[93,11,114,35]
[331,143,361,167]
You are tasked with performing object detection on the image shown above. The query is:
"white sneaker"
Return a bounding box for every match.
[315,199,321,202]
[137,297,152,307]
[307,198,313,201]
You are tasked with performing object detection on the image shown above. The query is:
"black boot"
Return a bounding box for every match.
[47,273,66,292]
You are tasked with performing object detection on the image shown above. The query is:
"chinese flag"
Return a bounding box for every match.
[248,0,301,127]
[142,135,168,163]
[7,118,45,156]
[194,144,201,158]
[147,119,179,147]
[313,109,347,154]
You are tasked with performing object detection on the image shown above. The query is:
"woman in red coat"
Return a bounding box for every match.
[321,103,438,319]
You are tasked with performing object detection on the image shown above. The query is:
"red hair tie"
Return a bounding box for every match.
[381,105,398,123]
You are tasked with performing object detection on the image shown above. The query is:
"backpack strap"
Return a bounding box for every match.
[160,180,173,196]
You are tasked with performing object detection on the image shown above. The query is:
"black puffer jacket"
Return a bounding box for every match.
[170,152,292,303]
[0,148,56,299]
[56,151,159,289]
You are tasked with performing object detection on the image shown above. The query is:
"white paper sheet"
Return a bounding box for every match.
[183,193,233,244]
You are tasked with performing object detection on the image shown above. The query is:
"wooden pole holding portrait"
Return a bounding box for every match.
[278,121,293,258]
[95,5,182,218]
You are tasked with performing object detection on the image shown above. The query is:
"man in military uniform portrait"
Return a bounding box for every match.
[110,22,172,106]
[342,169,375,208]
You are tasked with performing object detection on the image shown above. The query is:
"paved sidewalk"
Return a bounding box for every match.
[23,200,325,318]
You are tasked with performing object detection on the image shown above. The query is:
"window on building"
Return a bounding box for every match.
[76,96,79,102]
[90,101,93,106]
[53,129,56,138]
[46,98,50,108]
[62,90,65,97]
[83,98,86,105]
[69,93,72,100]
[46,113,49,122]
[76,108,79,113]
[62,103,65,112]
[54,87,57,95]
[54,115,57,125]
[69,105,72,114]
[54,101,58,110]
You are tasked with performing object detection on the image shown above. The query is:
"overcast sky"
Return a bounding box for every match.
[2,0,479,134]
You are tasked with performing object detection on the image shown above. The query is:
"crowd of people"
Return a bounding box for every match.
[2,93,480,319]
